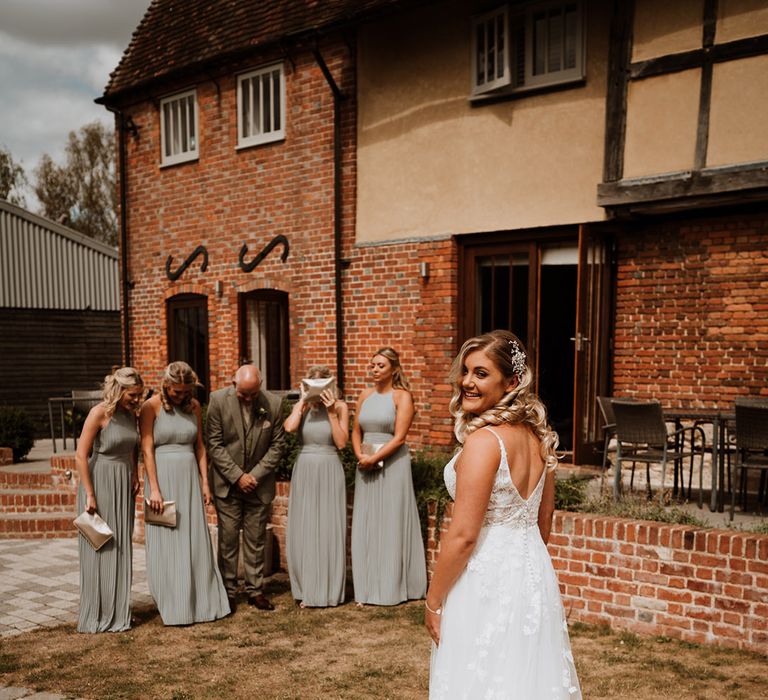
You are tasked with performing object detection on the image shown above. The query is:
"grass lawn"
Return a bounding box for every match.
[1,575,765,699]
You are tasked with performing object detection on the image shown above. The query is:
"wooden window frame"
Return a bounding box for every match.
[238,289,290,391]
[236,63,286,149]
[160,89,199,167]
[471,1,585,101]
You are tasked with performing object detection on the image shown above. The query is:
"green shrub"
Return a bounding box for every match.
[0,406,35,462]
[554,475,591,511]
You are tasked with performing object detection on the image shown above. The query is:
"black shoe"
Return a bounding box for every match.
[227,596,238,614]
[248,594,275,611]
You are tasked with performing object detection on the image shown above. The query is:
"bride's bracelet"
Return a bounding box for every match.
[424,600,443,616]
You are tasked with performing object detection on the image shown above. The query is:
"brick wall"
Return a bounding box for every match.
[121,37,357,393]
[268,486,768,653]
[424,503,767,654]
[613,212,768,405]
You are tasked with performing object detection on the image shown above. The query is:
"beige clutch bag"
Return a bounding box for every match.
[301,376,336,400]
[144,500,177,528]
[361,442,385,469]
[73,510,114,550]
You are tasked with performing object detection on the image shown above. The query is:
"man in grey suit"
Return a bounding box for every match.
[206,364,285,611]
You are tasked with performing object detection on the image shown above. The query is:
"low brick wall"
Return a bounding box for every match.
[270,485,768,654]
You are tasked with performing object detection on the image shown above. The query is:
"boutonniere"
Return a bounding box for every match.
[256,407,269,421]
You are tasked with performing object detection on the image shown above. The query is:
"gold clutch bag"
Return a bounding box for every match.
[361,442,385,469]
[73,510,114,550]
[144,500,177,528]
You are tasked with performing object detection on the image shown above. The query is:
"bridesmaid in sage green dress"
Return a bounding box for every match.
[351,347,427,605]
[75,367,144,633]
[140,362,229,625]
[284,366,349,607]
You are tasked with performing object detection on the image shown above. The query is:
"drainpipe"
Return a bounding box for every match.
[105,106,132,366]
[312,46,346,393]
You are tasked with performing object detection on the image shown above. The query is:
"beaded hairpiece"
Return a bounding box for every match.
[508,340,527,379]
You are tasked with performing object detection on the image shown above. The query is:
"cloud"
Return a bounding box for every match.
[0,0,149,197]
[0,0,149,46]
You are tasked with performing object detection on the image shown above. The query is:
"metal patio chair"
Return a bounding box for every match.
[611,399,706,502]
[732,397,768,516]
[597,396,617,493]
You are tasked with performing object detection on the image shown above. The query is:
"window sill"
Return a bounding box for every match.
[160,154,199,168]
[236,134,286,151]
[469,77,586,106]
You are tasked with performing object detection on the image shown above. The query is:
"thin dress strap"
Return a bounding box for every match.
[482,426,508,466]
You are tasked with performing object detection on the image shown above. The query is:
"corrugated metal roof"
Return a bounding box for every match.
[0,200,120,311]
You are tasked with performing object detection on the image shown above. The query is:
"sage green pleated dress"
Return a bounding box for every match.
[351,391,427,605]
[286,407,346,607]
[77,408,137,633]
[144,406,229,625]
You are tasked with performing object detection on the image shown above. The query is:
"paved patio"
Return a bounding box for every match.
[0,538,152,638]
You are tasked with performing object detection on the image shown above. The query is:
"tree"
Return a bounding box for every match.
[34,121,117,246]
[0,146,27,206]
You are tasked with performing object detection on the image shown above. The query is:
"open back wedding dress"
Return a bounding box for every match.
[429,427,581,699]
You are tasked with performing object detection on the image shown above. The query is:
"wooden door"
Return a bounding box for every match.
[572,225,614,464]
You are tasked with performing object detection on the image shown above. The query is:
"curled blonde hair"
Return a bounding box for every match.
[449,330,559,471]
[102,367,144,419]
[161,361,201,412]
[372,347,410,391]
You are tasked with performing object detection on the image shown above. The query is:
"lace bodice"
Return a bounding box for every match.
[444,427,546,528]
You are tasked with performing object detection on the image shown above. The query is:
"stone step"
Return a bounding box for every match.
[0,487,77,512]
[0,512,78,538]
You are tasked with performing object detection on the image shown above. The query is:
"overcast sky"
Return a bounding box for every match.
[0,0,151,198]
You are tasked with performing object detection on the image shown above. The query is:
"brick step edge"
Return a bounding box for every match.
[0,512,78,537]
[0,470,77,489]
[1,490,78,512]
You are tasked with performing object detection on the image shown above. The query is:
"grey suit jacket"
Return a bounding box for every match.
[206,386,285,503]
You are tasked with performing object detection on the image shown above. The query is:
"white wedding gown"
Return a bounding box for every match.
[429,427,581,699]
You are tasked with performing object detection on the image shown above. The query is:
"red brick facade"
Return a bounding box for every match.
[613,212,768,406]
[122,38,357,392]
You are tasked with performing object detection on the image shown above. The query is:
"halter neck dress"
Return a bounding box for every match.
[286,406,346,607]
[77,408,137,633]
[351,390,426,605]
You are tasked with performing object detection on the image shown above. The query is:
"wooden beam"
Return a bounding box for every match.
[694,0,718,170]
[597,163,768,210]
[602,0,634,182]
[629,33,768,80]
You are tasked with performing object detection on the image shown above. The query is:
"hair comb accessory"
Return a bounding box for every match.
[508,340,527,378]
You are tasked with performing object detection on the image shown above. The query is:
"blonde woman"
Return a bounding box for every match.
[75,367,144,633]
[284,366,349,607]
[426,330,581,699]
[351,347,426,605]
[140,361,229,625]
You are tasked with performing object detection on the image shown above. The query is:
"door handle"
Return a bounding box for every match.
[570,333,591,351]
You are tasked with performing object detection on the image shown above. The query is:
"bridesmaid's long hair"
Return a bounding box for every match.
[372,347,410,391]
[448,330,559,471]
[102,367,144,419]
[161,361,201,413]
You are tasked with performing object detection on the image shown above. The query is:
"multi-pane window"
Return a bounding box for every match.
[472,6,511,95]
[472,1,584,97]
[237,63,286,148]
[160,90,198,166]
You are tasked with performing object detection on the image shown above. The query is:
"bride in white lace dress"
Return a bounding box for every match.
[426,330,581,699]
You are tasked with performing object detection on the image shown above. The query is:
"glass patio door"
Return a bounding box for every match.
[460,231,612,460]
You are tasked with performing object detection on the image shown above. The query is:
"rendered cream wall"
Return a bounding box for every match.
[624,70,701,178]
[355,0,610,243]
[708,55,768,166]
[717,0,768,43]
[632,0,703,61]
